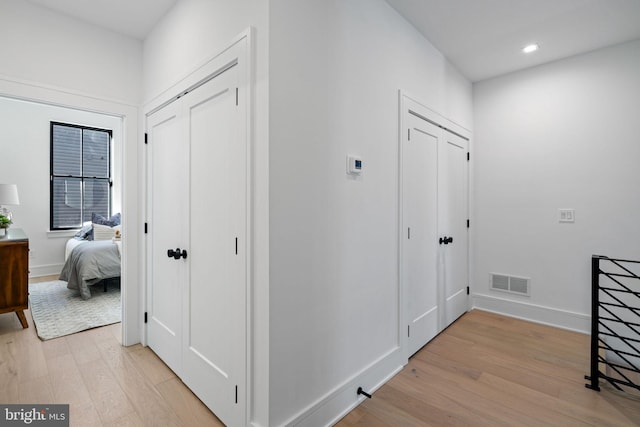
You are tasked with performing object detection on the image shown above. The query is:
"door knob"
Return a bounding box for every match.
[167,248,188,259]
[439,236,453,245]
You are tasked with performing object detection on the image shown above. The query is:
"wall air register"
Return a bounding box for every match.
[490,273,530,296]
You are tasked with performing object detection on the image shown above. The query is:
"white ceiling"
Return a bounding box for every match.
[26,0,177,40]
[24,0,640,81]
[385,0,640,82]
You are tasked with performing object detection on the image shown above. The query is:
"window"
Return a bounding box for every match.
[50,122,112,230]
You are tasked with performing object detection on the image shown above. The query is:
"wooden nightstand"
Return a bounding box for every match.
[0,228,29,328]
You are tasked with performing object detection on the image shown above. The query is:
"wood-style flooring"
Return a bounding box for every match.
[0,276,223,426]
[2,277,639,426]
[337,310,640,427]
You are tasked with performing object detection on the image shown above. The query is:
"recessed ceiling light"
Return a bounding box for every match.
[522,44,539,54]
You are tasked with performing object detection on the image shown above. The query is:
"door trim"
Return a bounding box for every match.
[398,91,472,361]
[0,78,139,347]
[143,29,253,426]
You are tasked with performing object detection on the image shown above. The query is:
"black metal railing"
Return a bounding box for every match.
[585,255,640,393]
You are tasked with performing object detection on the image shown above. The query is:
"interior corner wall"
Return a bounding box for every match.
[142,1,270,425]
[0,0,142,105]
[472,39,640,332]
[268,0,471,425]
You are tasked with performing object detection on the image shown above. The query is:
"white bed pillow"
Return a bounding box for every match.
[93,223,116,240]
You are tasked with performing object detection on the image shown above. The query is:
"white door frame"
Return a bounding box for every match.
[398,91,472,361]
[0,78,140,346]
[143,29,253,424]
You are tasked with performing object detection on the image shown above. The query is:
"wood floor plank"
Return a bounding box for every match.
[78,357,136,424]
[127,347,177,386]
[103,411,145,427]
[68,401,103,427]
[42,336,71,360]
[67,330,104,366]
[155,377,225,427]
[0,330,20,404]
[15,341,49,382]
[356,396,435,427]
[47,353,93,406]
[96,338,181,426]
[18,375,55,403]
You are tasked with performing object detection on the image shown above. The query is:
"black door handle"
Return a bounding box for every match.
[439,236,453,245]
[167,248,188,259]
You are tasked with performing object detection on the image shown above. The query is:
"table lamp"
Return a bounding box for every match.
[0,184,20,224]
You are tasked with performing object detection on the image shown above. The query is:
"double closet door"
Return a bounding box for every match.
[402,100,469,357]
[146,63,247,427]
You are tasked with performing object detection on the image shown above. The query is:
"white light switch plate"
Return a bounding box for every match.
[559,209,575,223]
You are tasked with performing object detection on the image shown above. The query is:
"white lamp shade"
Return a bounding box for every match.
[0,184,20,205]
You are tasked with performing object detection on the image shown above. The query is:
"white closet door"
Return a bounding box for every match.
[147,100,187,375]
[181,65,246,427]
[403,113,440,357]
[439,132,469,327]
[146,63,246,427]
[401,95,470,359]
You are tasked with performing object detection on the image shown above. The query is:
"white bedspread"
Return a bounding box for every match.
[65,238,87,260]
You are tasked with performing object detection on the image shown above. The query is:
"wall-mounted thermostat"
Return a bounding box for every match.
[558,208,575,223]
[347,155,363,175]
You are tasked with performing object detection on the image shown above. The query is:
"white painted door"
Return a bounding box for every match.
[181,65,246,427]
[147,100,187,375]
[147,64,246,427]
[401,96,470,358]
[439,132,469,327]
[403,112,440,357]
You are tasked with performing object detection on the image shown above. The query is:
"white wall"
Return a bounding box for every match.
[0,97,122,276]
[143,0,268,103]
[269,0,471,425]
[142,1,270,425]
[472,39,640,332]
[0,0,142,105]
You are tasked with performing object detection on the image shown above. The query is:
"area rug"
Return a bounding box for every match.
[29,280,121,340]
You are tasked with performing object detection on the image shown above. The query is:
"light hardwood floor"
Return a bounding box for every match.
[3,278,640,426]
[0,275,223,426]
[337,310,640,427]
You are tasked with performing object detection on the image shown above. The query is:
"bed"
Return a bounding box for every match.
[59,239,121,299]
[58,213,122,300]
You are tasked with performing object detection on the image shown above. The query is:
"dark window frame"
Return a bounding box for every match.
[50,122,113,230]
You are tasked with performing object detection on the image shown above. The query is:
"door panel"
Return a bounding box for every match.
[147,100,187,375]
[181,66,246,426]
[440,134,469,326]
[404,114,439,356]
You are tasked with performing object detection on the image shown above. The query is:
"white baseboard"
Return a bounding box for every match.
[283,347,404,427]
[29,263,63,278]
[471,293,590,334]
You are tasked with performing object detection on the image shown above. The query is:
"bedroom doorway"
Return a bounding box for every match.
[0,84,139,345]
[0,95,124,327]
